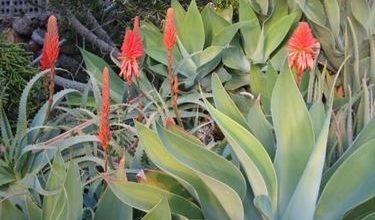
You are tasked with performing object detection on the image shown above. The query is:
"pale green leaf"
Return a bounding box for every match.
[95,188,132,220]
[271,66,315,215]
[142,197,171,220]
[316,140,375,220]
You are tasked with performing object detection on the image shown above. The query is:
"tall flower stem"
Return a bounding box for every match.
[168,53,183,127]
[164,8,183,127]
[46,67,56,119]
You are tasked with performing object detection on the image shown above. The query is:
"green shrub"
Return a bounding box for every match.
[0,35,44,126]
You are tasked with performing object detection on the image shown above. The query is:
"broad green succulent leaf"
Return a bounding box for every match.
[351,0,370,30]
[315,139,375,220]
[156,124,247,199]
[343,197,375,220]
[249,64,263,96]
[282,100,332,220]
[212,73,250,130]
[247,100,275,158]
[362,213,375,220]
[239,0,261,57]
[260,12,299,63]
[265,0,288,30]
[294,0,326,26]
[323,0,340,40]
[81,49,129,103]
[222,46,250,72]
[171,0,186,34]
[156,124,245,220]
[201,6,230,46]
[108,180,202,219]
[142,23,183,66]
[254,195,273,220]
[204,101,277,210]
[211,22,245,47]
[271,66,315,215]
[138,170,192,199]
[262,63,278,115]
[25,195,42,220]
[309,102,326,140]
[42,153,67,220]
[324,115,375,183]
[243,189,263,220]
[29,89,80,143]
[0,166,15,186]
[94,188,132,220]
[0,200,25,220]
[176,0,205,55]
[136,123,241,220]
[43,156,82,220]
[64,162,83,220]
[142,197,171,220]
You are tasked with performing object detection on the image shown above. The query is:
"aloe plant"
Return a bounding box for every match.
[135,65,375,220]
[293,0,375,90]
[0,69,100,219]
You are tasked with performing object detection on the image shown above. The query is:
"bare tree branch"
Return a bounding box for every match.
[83,10,115,46]
[68,12,119,56]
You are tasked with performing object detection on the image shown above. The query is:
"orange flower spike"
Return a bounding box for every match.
[163,8,177,51]
[98,67,111,152]
[40,15,60,71]
[119,16,145,84]
[287,22,320,82]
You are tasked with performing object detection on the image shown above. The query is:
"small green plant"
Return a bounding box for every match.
[0,35,44,125]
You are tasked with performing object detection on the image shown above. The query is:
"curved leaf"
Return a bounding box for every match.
[315,139,375,220]
[156,123,247,199]
[282,101,332,220]
[271,66,315,215]
[81,49,128,103]
[212,73,250,130]
[108,181,202,219]
[94,188,132,220]
[142,197,171,220]
[204,101,277,210]
[177,0,205,54]
[239,0,261,57]
[136,123,243,220]
[324,116,375,182]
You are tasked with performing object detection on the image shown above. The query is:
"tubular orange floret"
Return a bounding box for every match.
[98,67,111,152]
[119,16,145,86]
[40,15,60,71]
[287,22,320,83]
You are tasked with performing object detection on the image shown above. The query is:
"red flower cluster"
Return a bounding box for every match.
[119,16,145,85]
[287,22,320,82]
[98,67,111,152]
[40,15,59,71]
